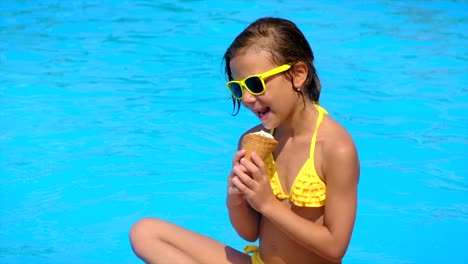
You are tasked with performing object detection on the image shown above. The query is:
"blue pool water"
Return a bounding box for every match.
[1,1,467,263]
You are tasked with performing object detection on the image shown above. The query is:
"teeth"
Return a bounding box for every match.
[257,108,269,117]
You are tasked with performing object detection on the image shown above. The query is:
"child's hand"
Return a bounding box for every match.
[227,149,248,206]
[232,152,277,213]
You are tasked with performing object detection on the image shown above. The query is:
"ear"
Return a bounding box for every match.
[291,62,308,88]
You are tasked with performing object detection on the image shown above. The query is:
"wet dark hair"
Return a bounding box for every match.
[223,17,321,116]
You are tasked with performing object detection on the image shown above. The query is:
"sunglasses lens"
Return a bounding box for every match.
[245,77,264,94]
[228,83,243,99]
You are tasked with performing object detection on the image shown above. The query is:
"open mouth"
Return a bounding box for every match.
[257,107,270,118]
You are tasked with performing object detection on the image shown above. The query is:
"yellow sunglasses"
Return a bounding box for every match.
[226,64,291,100]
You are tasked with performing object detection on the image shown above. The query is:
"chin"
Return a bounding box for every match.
[262,121,276,130]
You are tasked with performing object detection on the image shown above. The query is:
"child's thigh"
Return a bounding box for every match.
[130,217,252,264]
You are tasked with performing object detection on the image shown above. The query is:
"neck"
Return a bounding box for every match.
[275,100,318,138]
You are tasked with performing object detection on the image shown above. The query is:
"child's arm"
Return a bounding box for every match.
[260,140,358,262]
[226,149,261,242]
[236,132,359,262]
[226,187,261,242]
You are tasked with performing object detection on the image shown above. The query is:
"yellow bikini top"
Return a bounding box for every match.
[265,104,327,207]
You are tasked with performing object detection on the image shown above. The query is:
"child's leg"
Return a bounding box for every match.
[129,217,252,264]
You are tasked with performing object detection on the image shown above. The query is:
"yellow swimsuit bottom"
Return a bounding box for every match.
[244,245,263,264]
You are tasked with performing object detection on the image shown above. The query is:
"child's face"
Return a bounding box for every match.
[229,48,297,129]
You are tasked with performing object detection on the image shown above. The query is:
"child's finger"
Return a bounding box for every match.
[232,149,246,166]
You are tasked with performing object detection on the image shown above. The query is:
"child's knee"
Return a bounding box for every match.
[129,217,161,253]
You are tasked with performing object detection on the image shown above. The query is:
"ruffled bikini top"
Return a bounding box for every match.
[265,104,327,207]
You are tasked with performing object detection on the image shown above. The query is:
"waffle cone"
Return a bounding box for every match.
[241,133,278,161]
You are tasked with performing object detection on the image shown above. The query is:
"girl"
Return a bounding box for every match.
[130,17,359,264]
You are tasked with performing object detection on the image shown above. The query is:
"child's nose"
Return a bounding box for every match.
[241,88,256,104]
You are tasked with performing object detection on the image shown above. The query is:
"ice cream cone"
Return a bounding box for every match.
[241,132,278,161]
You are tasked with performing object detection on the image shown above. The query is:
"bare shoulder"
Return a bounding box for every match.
[320,115,360,181]
[321,116,356,153]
